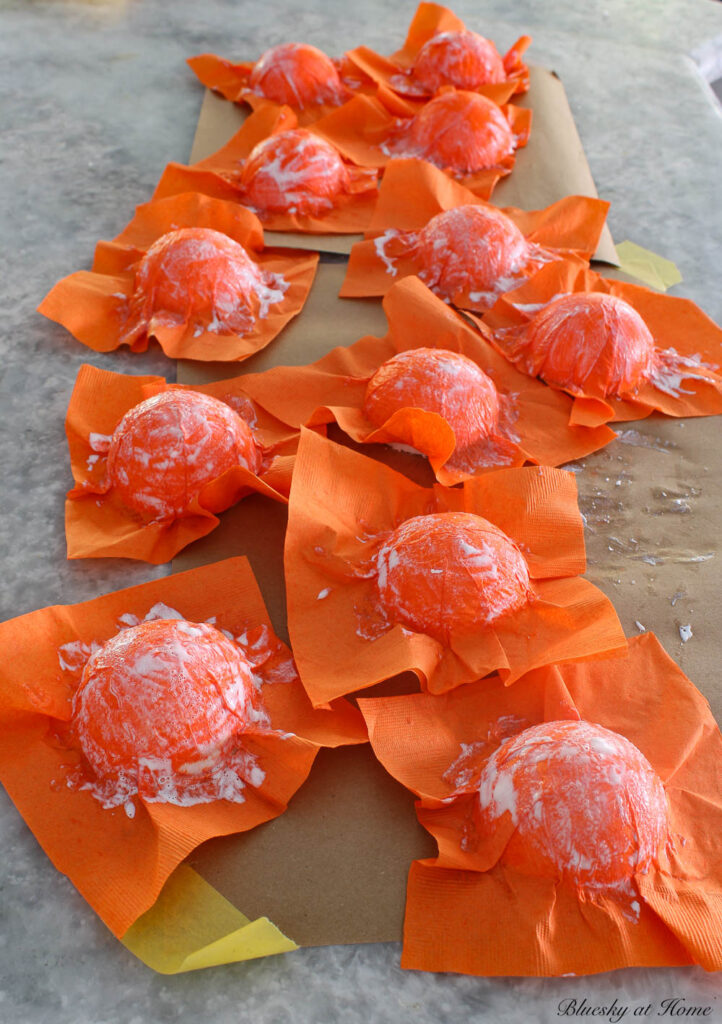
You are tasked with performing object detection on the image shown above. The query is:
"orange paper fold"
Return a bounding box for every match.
[153,106,379,235]
[477,261,722,427]
[285,429,626,707]
[65,364,301,564]
[345,2,531,118]
[0,557,367,939]
[358,633,722,975]
[38,192,319,362]
[340,159,609,309]
[241,277,617,484]
[312,92,531,201]
[187,52,368,126]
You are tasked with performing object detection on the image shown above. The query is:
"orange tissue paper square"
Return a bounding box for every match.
[358,633,722,976]
[153,105,379,236]
[0,557,367,939]
[345,2,531,120]
[475,260,722,428]
[340,157,609,311]
[37,192,319,362]
[64,364,301,564]
[240,276,617,485]
[285,429,626,707]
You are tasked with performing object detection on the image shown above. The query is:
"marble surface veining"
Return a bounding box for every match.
[2,0,722,1020]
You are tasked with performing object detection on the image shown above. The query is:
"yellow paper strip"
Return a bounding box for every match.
[121,864,298,974]
[615,240,683,292]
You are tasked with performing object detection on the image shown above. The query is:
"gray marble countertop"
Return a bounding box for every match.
[2,0,722,1020]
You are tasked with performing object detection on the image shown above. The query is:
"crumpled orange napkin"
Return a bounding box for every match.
[187,50,370,126]
[340,158,609,309]
[475,260,722,427]
[346,2,531,119]
[38,192,318,362]
[153,106,379,235]
[65,364,301,563]
[311,89,531,200]
[241,277,617,484]
[0,557,367,939]
[285,429,626,707]
[358,633,722,975]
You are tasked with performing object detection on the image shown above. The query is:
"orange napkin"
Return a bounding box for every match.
[476,260,722,427]
[346,2,531,119]
[358,633,722,975]
[65,364,301,564]
[285,429,626,707]
[312,90,531,200]
[0,557,367,939]
[340,158,608,309]
[38,192,318,362]
[187,50,369,126]
[153,106,379,235]
[241,277,617,484]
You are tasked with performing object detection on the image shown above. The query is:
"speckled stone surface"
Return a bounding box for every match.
[2,0,722,1019]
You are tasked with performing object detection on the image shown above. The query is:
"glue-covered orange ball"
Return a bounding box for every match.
[376,512,530,642]
[478,720,668,888]
[72,619,262,785]
[248,42,344,107]
[240,129,350,215]
[413,30,505,92]
[131,227,269,335]
[513,293,656,397]
[416,205,528,298]
[407,91,513,174]
[363,348,500,448]
[107,389,261,521]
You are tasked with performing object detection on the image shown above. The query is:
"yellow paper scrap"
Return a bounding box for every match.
[615,240,683,292]
[121,864,298,974]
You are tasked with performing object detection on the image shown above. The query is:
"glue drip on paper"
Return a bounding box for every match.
[248,42,347,108]
[389,29,507,98]
[97,389,262,522]
[382,91,514,175]
[58,604,298,813]
[500,292,717,399]
[120,227,289,346]
[476,719,669,909]
[362,348,520,471]
[374,205,553,309]
[239,129,375,216]
[374,512,531,644]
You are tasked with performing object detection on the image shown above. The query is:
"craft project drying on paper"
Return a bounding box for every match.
[340,158,609,309]
[359,634,722,976]
[285,429,626,706]
[478,261,722,426]
[0,558,366,939]
[345,2,530,111]
[187,42,368,125]
[154,106,379,235]
[240,277,617,484]
[312,87,530,199]
[65,364,301,563]
[37,192,318,361]
[70,615,271,811]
